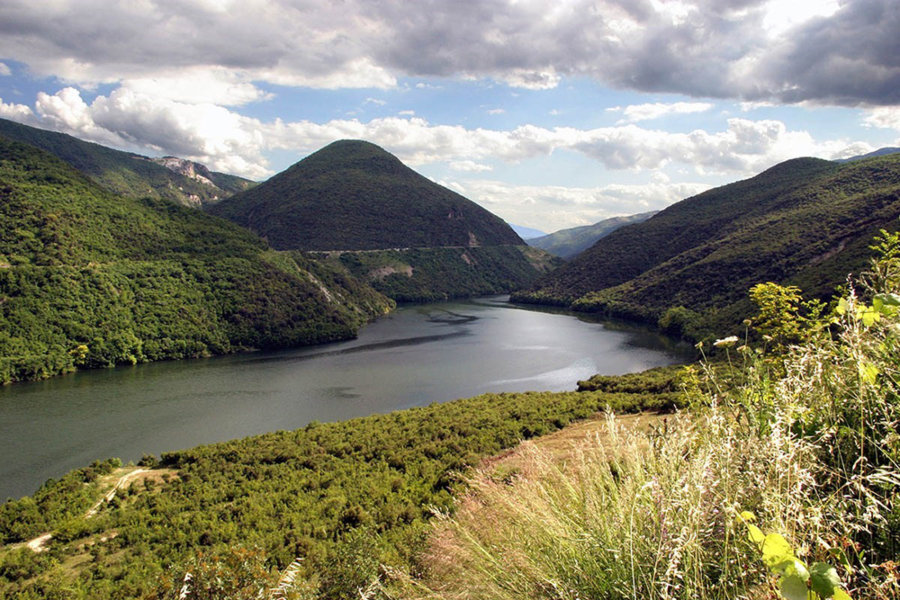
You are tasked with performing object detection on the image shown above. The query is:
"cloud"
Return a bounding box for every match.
[449,160,494,172]
[0,0,897,104]
[0,62,10,76]
[487,108,505,115]
[0,97,35,122]
[615,102,715,123]
[864,107,900,132]
[5,88,871,180]
[451,179,714,232]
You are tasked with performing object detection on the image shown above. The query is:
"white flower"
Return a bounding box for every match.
[713,336,739,347]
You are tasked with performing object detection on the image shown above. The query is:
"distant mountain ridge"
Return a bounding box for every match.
[528,211,658,259]
[0,118,255,207]
[836,147,900,163]
[209,140,524,251]
[515,154,900,339]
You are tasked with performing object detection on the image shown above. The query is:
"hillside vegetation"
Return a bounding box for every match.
[528,210,657,259]
[395,235,900,600]
[515,155,900,339]
[0,368,684,599]
[208,140,524,251]
[0,118,255,207]
[322,245,562,302]
[0,138,392,384]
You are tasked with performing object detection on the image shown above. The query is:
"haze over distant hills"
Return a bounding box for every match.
[510,224,548,240]
[0,118,255,208]
[528,211,658,259]
[209,139,524,251]
[515,153,900,339]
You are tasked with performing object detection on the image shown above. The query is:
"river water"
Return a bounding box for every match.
[0,297,692,500]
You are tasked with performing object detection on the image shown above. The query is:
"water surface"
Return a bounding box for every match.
[0,297,691,500]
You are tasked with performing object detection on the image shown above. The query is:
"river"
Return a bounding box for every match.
[0,296,692,501]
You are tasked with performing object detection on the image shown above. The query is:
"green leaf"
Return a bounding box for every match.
[746,523,766,545]
[809,562,841,598]
[739,510,756,521]
[833,588,852,600]
[860,363,880,385]
[780,573,810,600]
[875,292,900,307]
[761,533,794,569]
[836,298,848,316]
[773,557,810,581]
[861,307,880,328]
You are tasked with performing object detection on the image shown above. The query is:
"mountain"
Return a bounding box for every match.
[208,140,524,251]
[528,211,658,259]
[0,137,392,384]
[510,224,548,240]
[0,118,255,207]
[836,147,900,163]
[514,154,900,339]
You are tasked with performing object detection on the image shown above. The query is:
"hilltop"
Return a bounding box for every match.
[209,140,556,300]
[528,211,658,259]
[0,118,255,207]
[514,154,900,339]
[0,138,392,384]
[208,140,524,251]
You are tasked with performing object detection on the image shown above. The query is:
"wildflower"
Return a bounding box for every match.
[713,336,739,347]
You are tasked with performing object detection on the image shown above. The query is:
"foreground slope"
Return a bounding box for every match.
[209,140,524,251]
[0,118,254,207]
[515,155,900,337]
[528,210,658,259]
[0,138,392,384]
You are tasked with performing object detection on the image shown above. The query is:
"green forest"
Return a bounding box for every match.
[208,140,524,251]
[515,154,900,341]
[0,138,393,384]
[323,245,561,301]
[0,118,255,207]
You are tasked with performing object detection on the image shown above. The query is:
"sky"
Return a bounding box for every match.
[1,0,899,234]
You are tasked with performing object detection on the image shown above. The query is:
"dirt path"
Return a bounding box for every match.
[85,468,148,518]
[20,468,150,553]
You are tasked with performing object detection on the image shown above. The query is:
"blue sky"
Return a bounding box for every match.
[1,0,898,233]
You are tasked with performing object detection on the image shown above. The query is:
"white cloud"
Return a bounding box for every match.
[451,179,713,232]
[864,107,900,132]
[398,110,415,116]
[4,86,877,184]
[487,108,505,115]
[618,102,714,123]
[365,98,387,106]
[0,62,10,76]
[122,68,272,106]
[449,160,493,172]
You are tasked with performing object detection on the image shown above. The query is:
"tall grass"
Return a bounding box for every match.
[393,238,900,600]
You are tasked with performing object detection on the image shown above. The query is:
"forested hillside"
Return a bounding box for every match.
[322,245,562,302]
[515,155,900,339]
[0,138,392,384]
[0,118,255,207]
[208,140,524,251]
[528,210,658,259]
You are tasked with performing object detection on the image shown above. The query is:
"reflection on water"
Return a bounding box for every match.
[0,296,692,500]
